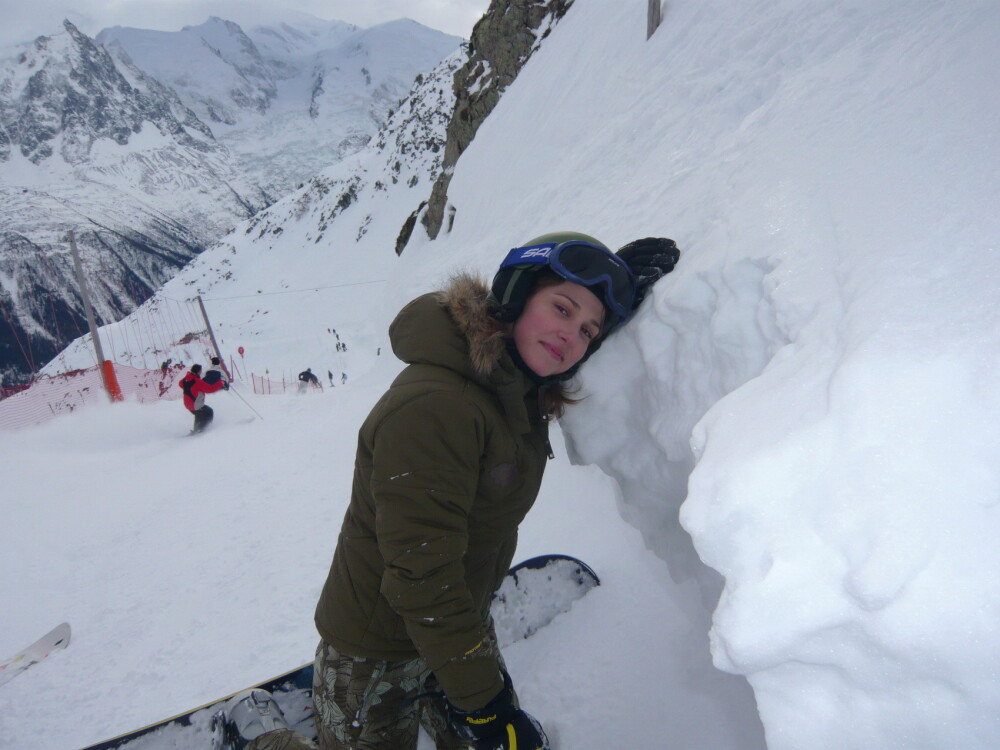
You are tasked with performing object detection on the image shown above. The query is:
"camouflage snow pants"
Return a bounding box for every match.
[249,631,508,750]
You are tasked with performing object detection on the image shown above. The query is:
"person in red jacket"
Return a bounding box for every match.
[179,363,227,433]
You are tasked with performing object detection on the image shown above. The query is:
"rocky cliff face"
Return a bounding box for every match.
[417,0,573,242]
[240,47,465,257]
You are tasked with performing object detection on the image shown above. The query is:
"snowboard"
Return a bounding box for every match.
[0,622,71,688]
[491,553,600,647]
[79,554,598,750]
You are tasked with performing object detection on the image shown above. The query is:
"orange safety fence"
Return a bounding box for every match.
[251,373,290,395]
[0,360,303,432]
[112,362,188,403]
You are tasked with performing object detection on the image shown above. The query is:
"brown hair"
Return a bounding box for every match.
[543,379,580,420]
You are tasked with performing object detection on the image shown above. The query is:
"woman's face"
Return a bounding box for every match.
[512,280,606,377]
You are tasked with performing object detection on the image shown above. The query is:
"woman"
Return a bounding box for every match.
[236,232,678,750]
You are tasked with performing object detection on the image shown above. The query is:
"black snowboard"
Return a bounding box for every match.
[80,554,599,750]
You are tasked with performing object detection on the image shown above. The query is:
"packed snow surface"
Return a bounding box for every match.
[3,1,999,749]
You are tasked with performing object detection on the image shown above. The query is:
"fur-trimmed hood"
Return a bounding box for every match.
[389,273,510,381]
[388,273,547,433]
[435,273,508,376]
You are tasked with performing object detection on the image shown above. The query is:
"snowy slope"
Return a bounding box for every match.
[3,1,1000,749]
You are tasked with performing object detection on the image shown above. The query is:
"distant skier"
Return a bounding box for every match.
[179,363,227,434]
[328,370,334,387]
[298,368,322,393]
[340,372,347,385]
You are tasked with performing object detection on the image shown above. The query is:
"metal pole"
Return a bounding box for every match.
[196,295,232,380]
[227,384,263,420]
[69,230,123,401]
[68,230,106,365]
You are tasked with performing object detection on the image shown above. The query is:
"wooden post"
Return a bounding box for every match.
[69,231,123,401]
[196,295,232,381]
[647,0,662,39]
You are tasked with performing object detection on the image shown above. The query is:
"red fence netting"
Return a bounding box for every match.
[251,373,289,395]
[0,384,30,402]
[0,364,187,432]
[112,363,187,404]
[1,361,298,432]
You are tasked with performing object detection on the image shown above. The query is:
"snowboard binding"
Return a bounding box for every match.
[211,688,290,750]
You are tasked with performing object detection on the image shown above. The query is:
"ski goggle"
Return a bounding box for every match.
[499,240,637,322]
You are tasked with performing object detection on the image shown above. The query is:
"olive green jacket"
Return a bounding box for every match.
[314,274,551,710]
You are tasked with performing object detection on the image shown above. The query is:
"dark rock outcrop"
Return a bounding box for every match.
[419,0,574,241]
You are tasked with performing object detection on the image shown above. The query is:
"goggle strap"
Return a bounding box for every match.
[500,267,525,308]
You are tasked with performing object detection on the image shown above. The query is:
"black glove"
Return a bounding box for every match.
[449,672,550,750]
[223,382,230,390]
[616,237,680,307]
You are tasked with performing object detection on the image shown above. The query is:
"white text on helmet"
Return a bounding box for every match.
[521,244,554,259]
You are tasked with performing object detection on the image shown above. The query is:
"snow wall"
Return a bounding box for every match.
[401,1,1000,747]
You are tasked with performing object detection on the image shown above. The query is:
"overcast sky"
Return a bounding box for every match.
[0,0,491,49]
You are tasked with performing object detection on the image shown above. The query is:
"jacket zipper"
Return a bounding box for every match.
[537,385,555,460]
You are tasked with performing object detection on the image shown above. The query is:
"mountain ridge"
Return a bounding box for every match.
[0,16,461,385]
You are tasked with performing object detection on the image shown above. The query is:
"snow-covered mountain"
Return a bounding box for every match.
[97,17,462,197]
[41,0,571,378]
[41,38,470,378]
[0,20,268,385]
[5,0,1000,749]
[0,16,460,386]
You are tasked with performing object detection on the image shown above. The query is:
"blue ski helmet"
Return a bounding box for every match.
[490,231,638,335]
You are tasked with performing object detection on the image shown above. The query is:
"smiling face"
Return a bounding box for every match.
[512,279,606,377]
